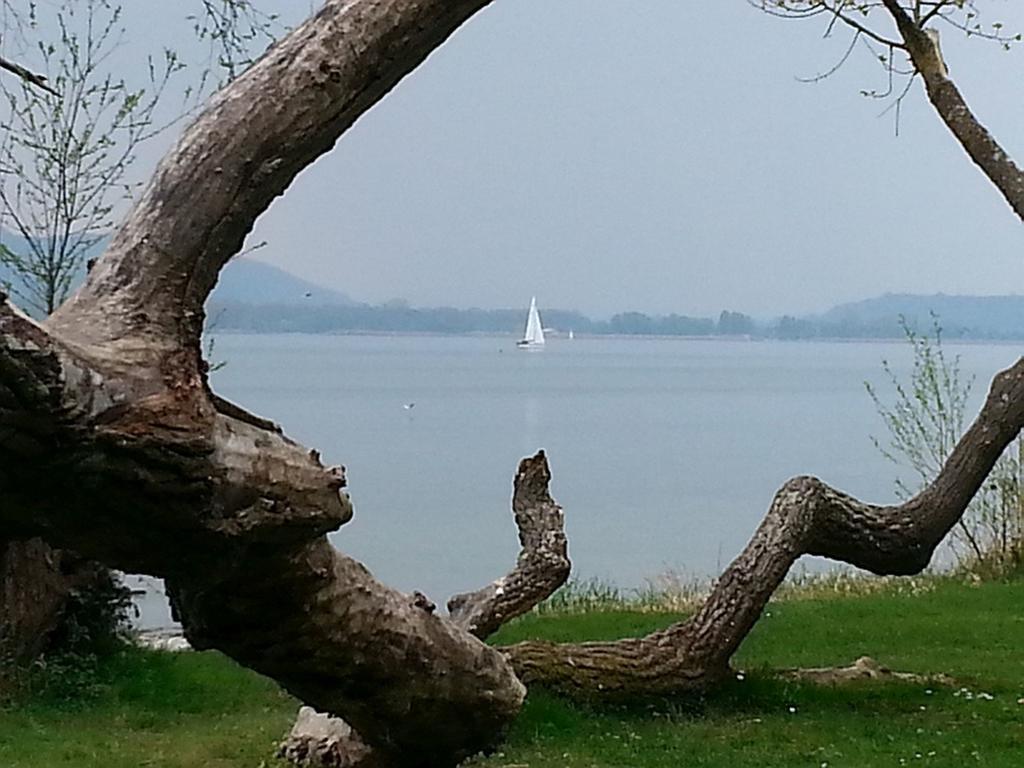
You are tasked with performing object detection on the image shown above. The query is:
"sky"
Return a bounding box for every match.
[14,1,1024,318]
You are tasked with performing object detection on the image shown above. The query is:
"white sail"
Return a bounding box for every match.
[518,296,545,347]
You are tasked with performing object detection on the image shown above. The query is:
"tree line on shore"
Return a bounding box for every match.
[207,301,1024,341]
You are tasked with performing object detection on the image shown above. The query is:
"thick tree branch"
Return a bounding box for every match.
[880,0,1024,220]
[49,0,495,375]
[281,450,570,768]
[503,358,1024,697]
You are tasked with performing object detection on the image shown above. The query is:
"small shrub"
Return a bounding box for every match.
[49,563,134,658]
[867,315,1024,576]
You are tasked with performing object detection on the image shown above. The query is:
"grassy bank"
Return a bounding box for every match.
[1,576,1022,767]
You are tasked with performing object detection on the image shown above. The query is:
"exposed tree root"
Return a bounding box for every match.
[780,656,954,687]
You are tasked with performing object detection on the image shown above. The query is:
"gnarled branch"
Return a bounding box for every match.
[281,450,570,768]
[502,358,1024,696]
[449,450,571,639]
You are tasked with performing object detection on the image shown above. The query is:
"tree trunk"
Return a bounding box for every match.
[0,540,69,666]
[0,537,120,675]
[2,293,523,766]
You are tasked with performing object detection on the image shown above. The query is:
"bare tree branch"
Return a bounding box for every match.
[879,0,1024,220]
[0,56,58,96]
[503,356,1024,696]
[281,451,570,768]
[448,450,571,639]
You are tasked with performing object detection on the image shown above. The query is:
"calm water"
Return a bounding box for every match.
[133,334,1021,628]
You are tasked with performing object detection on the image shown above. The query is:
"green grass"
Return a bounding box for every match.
[2,577,1024,767]
[0,648,295,768]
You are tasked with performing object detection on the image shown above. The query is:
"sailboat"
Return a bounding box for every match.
[517,296,546,348]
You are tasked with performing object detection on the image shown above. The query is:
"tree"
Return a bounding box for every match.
[0,0,274,674]
[0,0,175,671]
[717,309,755,336]
[869,318,1024,571]
[2,2,1023,767]
[0,1,180,316]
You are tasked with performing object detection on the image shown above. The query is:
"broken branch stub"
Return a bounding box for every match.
[280,450,570,768]
[449,450,571,639]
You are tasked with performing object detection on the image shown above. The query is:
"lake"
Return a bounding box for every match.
[130,334,1022,629]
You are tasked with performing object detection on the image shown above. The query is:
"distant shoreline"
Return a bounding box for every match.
[204,328,1024,346]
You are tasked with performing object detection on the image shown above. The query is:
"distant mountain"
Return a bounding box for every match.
[4,234,1024,340]
[0,231,354,310]
[818,293,1024,338]
[211,259,354,306]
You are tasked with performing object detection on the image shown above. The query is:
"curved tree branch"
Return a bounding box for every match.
[503,357,1024,697]
[449,450,571,638]
[49,0,495,373]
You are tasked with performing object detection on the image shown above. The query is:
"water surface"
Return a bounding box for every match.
[197,334,1019,609]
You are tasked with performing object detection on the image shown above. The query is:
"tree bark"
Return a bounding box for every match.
[0,540,68,666]
[448,451,571,638]
[276,450,573,768]
[279,450,571,767]
[880,0,1024,221]
[504,359,1024,695]
[2,292,522,767]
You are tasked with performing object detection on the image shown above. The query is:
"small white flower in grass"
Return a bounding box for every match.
[924,689,933,695]
[736,672,745,681]
[788,706,797,714]
[977,692,994,701]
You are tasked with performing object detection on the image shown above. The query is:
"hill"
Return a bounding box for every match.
[818,293,1024,338]
[1,249,353,311]
[209,259,354,306]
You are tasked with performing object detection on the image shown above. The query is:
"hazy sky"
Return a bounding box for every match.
[31,2,1024,317]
